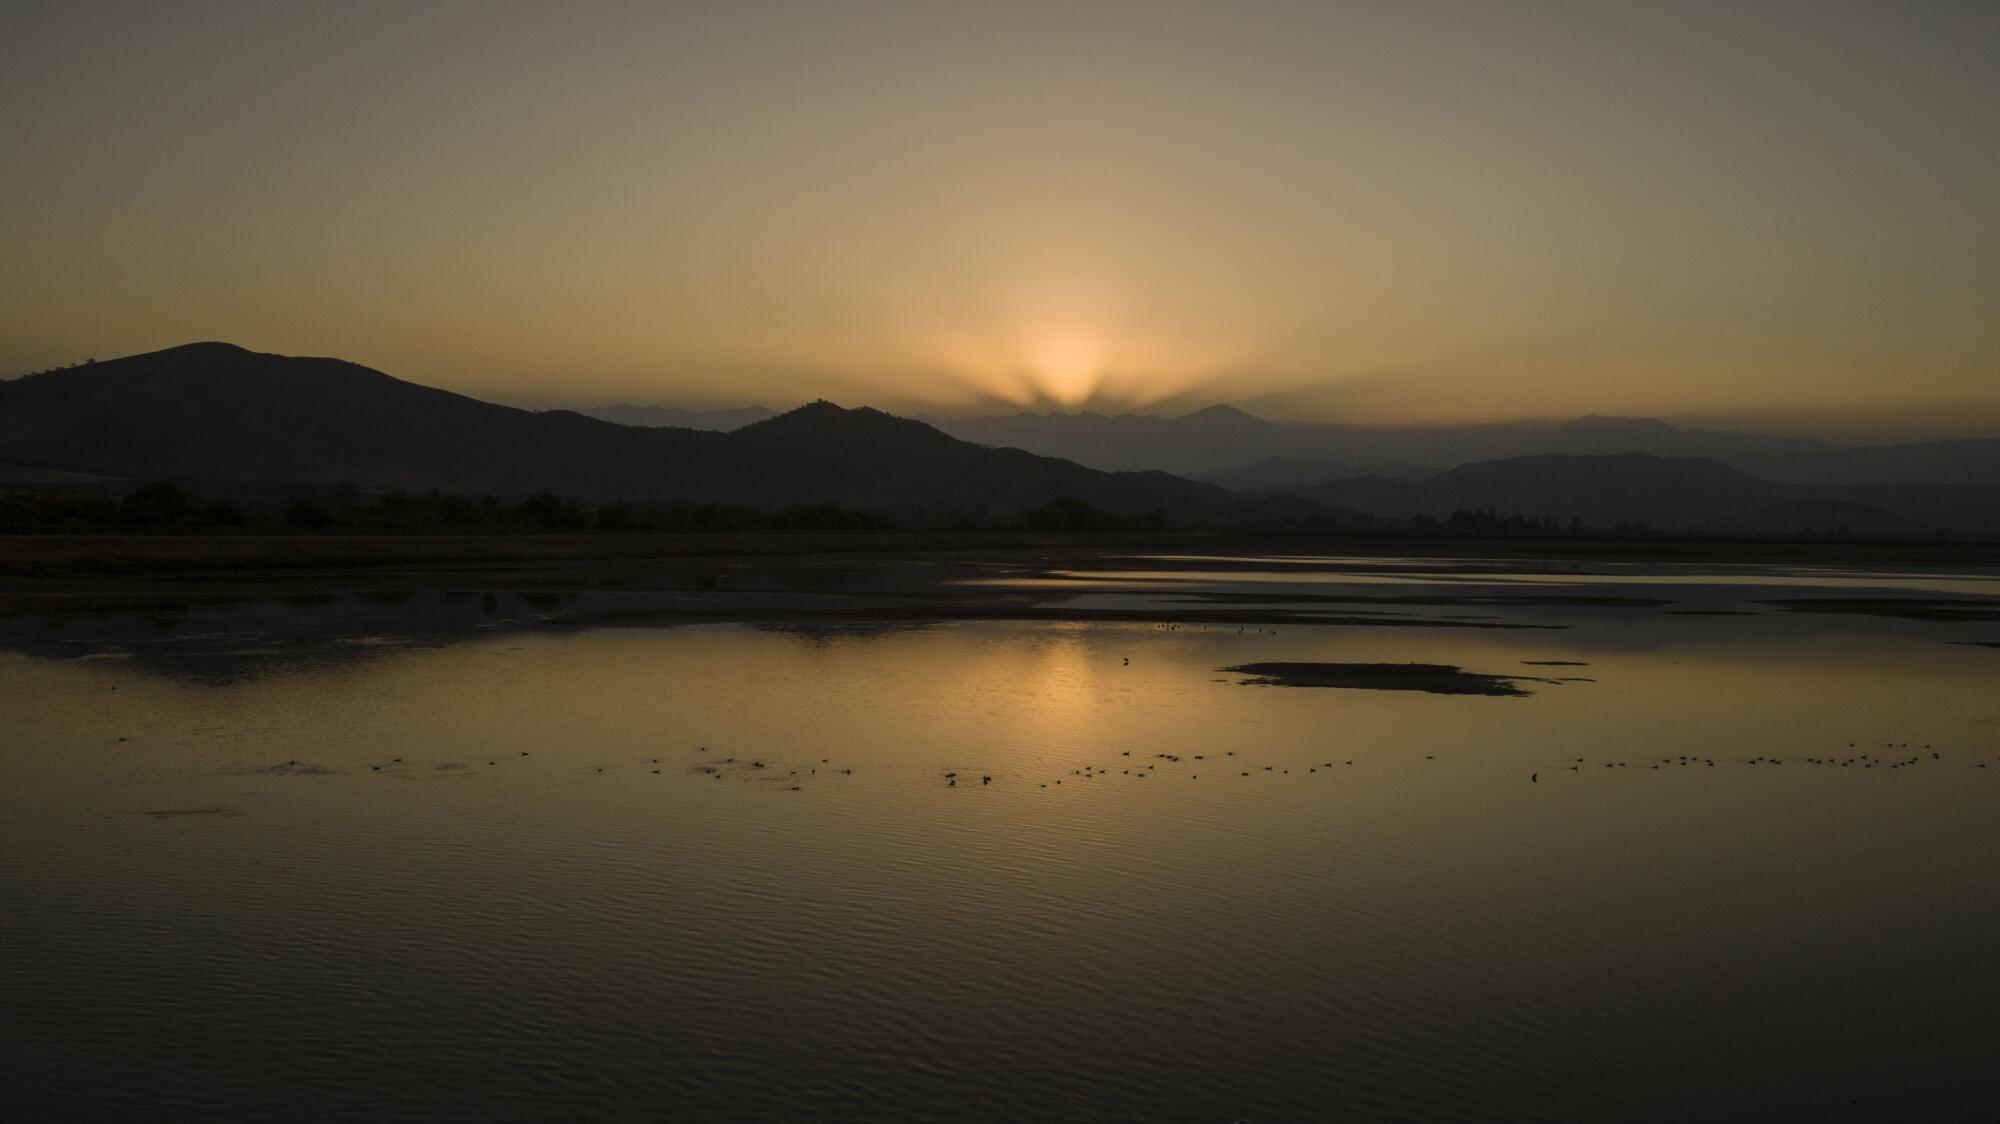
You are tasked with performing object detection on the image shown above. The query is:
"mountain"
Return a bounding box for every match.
[929,407,1833,478]
[1196,456,1440,492]
[0,342,673,496]
[1733,438,2000,487]
[1295,452,2000,532]
[0,344,1262,522]
[574,403,776,431]
[931,406,1999,487]
[1301,453,1787,528]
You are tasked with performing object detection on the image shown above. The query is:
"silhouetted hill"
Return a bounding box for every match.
[1736,437,2000,487]
[932,405,1997,487]
[1196,456,1440,491]
[1297,452,2000,532]
[1383,453,1784,528]
[0,344,1264,523]
[574,403,775,431]
[0,343,685,494]
[706,401,1260,518]
[930,407,1835,478]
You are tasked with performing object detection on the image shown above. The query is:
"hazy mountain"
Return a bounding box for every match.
[0,344,1263,522]
[929,407,1827,478]
[928,405,1277,476]
[932,406,2000,487]
[1306,453,1789,528]
[573,403,776,431]
[1735,437,2000,487]
[1196,456,1440,492]
[1296,452,1999,532]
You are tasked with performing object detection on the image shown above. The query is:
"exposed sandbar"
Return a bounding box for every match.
[1221,661,1538,696]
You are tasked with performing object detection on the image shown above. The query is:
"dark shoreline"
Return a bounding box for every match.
[5,532,1998,620]
[6,530,1997,576]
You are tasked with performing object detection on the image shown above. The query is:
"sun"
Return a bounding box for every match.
[1024,332,1103,408]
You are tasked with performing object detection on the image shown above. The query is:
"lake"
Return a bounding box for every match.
[4,550,1998,1120]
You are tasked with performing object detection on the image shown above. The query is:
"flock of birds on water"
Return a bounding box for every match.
[293,736,2000,797]
[1527,742,1977,784]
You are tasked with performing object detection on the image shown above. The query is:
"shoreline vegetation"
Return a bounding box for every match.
[9,484,1998,624]
[8,477,1986,542]
[5,531,1999,609]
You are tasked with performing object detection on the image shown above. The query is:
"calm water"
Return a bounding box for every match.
[4,552,1999,1120]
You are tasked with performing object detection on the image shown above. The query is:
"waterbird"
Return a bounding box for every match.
[1531,772,1538,783]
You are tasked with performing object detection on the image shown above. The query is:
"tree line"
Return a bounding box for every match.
[0,482,905,534]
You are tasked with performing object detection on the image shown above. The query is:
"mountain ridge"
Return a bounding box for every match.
[1289,451,1999,532]
[927,405,2000,487]
[0,344,1261,523]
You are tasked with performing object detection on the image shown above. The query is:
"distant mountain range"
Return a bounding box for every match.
[1296,452,1999,533]
[4,343,1995,534]
[1195,456,1441,491]
[0,344,1261,522]
[925,405,2000,488]
[573,403,776,431]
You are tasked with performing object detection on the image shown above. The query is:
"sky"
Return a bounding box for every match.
[2,1,1995,439]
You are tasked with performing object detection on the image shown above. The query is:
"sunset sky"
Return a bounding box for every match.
[4,1,1995,438]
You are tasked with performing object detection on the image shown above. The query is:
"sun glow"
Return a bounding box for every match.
[1023,332,1103,408]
